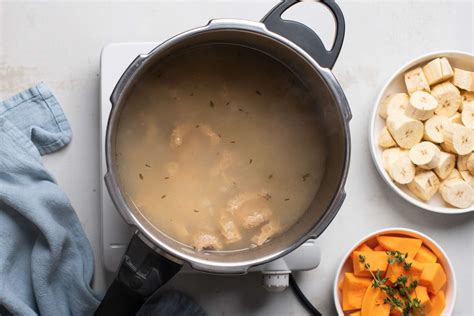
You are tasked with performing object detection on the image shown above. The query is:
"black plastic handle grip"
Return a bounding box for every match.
[94,233,182,316]
[261,0,345,69]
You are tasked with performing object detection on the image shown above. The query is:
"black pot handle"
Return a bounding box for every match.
[94,233,182,316]
[261,0,345,69]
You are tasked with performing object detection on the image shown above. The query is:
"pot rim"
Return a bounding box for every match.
[105,18,351,273]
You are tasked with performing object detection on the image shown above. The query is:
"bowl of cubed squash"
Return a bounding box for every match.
[334,228,455,316]
[369,51,474,213]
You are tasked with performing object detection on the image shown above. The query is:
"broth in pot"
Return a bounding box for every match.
[115,45,327,252]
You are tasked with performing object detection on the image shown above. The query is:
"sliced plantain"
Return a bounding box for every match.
[460,91,474,112]
[440,178,473,208]
[382,148,402,172]
[422,57,454,85]
[424,115,449,143]
[407,170,440,201]
[409,141,440,169]
[460,170,474,188]
[453,68,474,92]
[440,168,462,192]
[405,91,438,121]
[389,151,416,184]
[379,93,410,119]
[378,127,397,148]
[467,153,474,175]
[457,154,470,171]
[461,102,474,129]
[386,113,424,149]
[434,151,456,179]
[432,81,462,117]
[442,123,474,155]
[447,168,462,181]
[405,67,430,95]
[449,113,463,124]
[439,142,453,154]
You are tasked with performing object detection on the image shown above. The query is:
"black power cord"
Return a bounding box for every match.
[289,274,322,316]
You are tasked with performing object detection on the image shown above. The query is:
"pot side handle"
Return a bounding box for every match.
[261,0,345,69]
[94,233,182,316]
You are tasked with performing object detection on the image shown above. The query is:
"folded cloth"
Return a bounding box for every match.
[0,84,100,315]
[137,290,207,316]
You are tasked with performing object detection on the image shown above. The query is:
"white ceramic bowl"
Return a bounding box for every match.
[333,228,456,315]
[369,51,474,214]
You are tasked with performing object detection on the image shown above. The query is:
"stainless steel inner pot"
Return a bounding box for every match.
[97,1,351,315]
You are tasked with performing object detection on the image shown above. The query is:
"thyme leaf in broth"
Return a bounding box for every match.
[139,173,144,180]
[268,174,273,180]
[209,100,215,108]
[195,124,200,128]
[225,101,230,106]
[193,209,199,213]
[164,177,169,180]
[230,141,236,144]
[145,164,151,168]
[284,198,290,201]
[249,158,253,164]
[255,90,262,96]
[161,195,166,199]
[189,92,194,96]
[263,193,272,201]
[302,173,310,181]
[238,108,243,112]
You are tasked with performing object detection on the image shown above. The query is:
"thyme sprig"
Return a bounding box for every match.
[358,252,425,316]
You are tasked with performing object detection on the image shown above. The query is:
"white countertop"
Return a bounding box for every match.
[1,1,473,315]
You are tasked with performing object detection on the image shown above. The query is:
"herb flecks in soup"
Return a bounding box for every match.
[115,45,326,251]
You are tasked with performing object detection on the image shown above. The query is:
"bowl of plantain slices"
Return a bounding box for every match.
[370,51,474,214]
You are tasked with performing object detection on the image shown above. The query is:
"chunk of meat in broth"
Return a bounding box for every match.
[193,232,222,251]
[210,150,233,177]
[251,220,280,246]
[169,123,220,148]
[210,150,235,192]
[219,214,242,243]
[227,191,272,229]
[199,125,220,146]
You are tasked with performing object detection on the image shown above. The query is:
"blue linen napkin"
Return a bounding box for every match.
[137,290,207,316]
[0,84,100,315]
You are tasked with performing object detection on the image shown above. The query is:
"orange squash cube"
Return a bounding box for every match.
[374,244,385,251]
[410,286,432,314]
[385,258,424,284]
[338,277,344,290]
[352,251,389,277]
[414,245,437,263]
[342,273,373,311]
[358,243,374,252]
[389,294,404,316]
[420,263,446,294]
[361,286,390,316]
[428,291,446,316]
[376,236,422,258]
[390,307,403,316]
